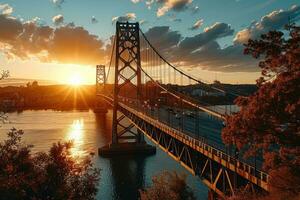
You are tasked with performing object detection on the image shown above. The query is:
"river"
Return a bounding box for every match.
[0,110,208,200]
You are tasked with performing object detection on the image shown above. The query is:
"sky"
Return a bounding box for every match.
[0,0,299,85]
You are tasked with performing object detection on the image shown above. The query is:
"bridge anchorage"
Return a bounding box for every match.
[98,22,156,156]
[96,21,269,199]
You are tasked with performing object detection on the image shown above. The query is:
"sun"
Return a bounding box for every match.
[68,73,83,86]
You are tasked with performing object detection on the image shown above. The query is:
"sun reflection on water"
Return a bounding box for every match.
[67,119,85,157]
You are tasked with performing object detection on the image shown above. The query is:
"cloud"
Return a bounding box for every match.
[0,15,23,41]
[112,13,137,23]
[189,19,203,30]
[179,22,234,53]
[131,0,141,3]
[52,14,64,26]
[234,5,300,44]
[0,14,107,65]
[144,26,181,53]
[142,23,258,72]
[52,0,65,8]
[91,16,98,24]
[145,0,193,16]
[157,0,193,17]
[191,5,199,14]
[0,4,13,15]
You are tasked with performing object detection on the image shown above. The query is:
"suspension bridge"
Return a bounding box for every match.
[95,22,269,199]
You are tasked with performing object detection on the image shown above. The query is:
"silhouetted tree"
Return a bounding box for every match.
[0,128,100,200]
[140,171,195,200]
[0,70,9,123]
[222,25,300,199]
[32,80,39,87]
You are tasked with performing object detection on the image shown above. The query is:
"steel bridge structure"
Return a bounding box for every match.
[96,22,269,199]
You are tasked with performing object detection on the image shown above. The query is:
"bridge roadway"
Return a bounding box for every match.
[101,94,269,196]
[121,97,263,167]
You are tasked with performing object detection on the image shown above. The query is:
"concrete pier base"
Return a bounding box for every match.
[98,142,156,157]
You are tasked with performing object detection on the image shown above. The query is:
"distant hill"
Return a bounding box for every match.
[0,78,58,87]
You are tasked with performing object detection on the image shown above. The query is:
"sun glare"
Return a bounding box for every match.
[68,73,83,86]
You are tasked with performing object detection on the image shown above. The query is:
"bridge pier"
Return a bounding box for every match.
[98,142,156,157]
[99,129,156,157]
[98,22,155,157]
[93,96,108,113]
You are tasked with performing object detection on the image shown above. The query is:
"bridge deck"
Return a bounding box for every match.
[100,94,269,192]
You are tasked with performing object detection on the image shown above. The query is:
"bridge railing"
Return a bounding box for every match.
[118,98,269,189]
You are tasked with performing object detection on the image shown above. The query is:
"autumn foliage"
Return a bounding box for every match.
[222,25,300,199]
[139,171,195,200]
[0,128,100,200]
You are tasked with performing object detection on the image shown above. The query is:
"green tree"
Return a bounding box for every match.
[0,128,100,200]
[140,171,195,200]
[222,25,300,199]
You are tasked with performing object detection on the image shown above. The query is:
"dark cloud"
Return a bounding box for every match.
[0,14,107,65]
[179,22,234,54]
[234,5,300,44]
[142,22,259,72]
[144,26,181,52]
[0,15,23,41]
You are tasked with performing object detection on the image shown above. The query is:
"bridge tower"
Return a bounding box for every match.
[94,65,108,113]
[99,22,156,156]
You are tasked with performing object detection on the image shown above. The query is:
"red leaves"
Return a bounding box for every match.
[222,25,300,198]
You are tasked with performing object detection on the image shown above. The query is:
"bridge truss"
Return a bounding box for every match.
[96,22,269,198]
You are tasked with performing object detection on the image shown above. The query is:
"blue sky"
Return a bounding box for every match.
[0,0,299,84]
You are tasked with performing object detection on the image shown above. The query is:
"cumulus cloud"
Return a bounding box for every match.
[145,0,193,16]
[0,15,23,41]
[91,16,98,24]
[52,14,64,26]
[142,22,258,72]
[157,0,193,17]
[145,26,181,52]
[0,14,107,65]
[189,19,203,30]
[0,4,13,15]
[179,22,234,53]
[112,13,136,23]
[234,5,300,44]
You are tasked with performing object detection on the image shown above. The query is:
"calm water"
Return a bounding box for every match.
[0,110,208,200]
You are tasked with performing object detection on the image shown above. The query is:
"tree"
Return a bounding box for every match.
[0,70,9,123]
[140,171,195,200]
[222,25,300,199]
[0,128,100,200]
[32,80,39,87]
